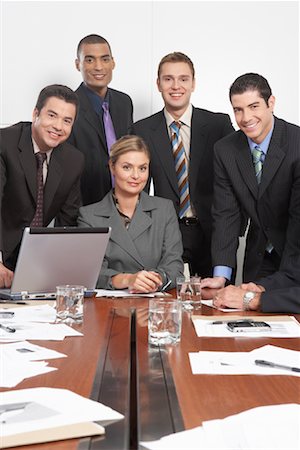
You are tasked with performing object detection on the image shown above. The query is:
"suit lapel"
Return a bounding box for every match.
[235,133,259,199]
[150,111,179,196]
[189,108,209,194]
[258,120,286,198]
[18,125,37,201]
[77,84,107,150]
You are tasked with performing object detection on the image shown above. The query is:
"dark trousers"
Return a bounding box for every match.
[179,222,212,278]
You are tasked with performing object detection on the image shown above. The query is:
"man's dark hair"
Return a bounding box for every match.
[158,52,195,78]
[229,73,272,105]
[35,84,79,114]
[77,34,112,58]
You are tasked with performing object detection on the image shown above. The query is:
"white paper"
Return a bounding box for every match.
[0,304,56,323]
[1,387,123,436]
[95,289,171,298]
[189,344,300,376]
[192,316,300,338]
[201,299,243,312]
[0,322,83,342]
[141,404,300,450]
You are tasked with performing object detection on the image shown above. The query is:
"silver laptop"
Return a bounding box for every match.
[0,227,111,300]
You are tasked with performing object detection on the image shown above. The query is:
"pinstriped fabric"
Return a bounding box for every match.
[170,121,192,218]
[30,152,47,227]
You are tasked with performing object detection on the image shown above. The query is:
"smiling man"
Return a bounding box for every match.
[201,73,300,292]
[131,52,234,277]
[68,34,133,206]
[0,84,84,288]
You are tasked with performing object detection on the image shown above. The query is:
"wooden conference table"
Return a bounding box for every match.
[1,290,300,450]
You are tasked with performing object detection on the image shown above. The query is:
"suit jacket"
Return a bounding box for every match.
[212,117,300,281]
[257,255,300,313]
[77,191,184,289]
[0,122,84,268]
[68,84,133,206]
[131,107,234,237]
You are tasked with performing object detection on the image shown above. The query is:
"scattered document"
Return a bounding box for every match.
[191,315,300,338]
[141,403,300,450]
[95,289,171,298]
[0,387,124,448]
[0,341,67,387]
[201,299,243,312]
[0,304,56,323]
[0,322,83,342]
[189,344,300,376]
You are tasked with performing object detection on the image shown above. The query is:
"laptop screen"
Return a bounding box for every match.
[9,227,111,297]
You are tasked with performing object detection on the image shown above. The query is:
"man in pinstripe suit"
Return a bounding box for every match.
[202,73,300,291]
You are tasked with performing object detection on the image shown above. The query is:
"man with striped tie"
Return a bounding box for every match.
[131,52,234,277]
[202,73,300,293]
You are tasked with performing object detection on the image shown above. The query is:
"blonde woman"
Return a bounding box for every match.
[78,135,183,293]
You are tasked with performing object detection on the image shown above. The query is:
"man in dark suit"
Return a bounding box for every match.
[68,34,133,206]
[131,52,234,277]
[0,84,84,288]
[212,255,300,314]
[201,73,300,291]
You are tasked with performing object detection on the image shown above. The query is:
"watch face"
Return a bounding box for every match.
[245,291,255,300]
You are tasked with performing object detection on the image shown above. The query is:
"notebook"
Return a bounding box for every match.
[0,227,111,301]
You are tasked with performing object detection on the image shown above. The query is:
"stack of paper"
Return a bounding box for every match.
[141,403,300,450]
[0,387,123,448]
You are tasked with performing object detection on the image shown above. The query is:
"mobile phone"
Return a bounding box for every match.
[226,320,271,333]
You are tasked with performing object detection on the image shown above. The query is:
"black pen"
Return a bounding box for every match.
[0,300,28,305]
[0,323,16,333]
[255,359,300,373]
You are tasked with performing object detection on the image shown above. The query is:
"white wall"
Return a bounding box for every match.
[1,0,299,128]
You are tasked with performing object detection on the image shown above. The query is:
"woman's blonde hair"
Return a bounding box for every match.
[109,135,150,165]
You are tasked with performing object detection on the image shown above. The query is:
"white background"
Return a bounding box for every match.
[1,0,299,128]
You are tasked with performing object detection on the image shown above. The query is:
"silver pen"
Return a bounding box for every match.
[0,323,16,333]
[255,359,300,373]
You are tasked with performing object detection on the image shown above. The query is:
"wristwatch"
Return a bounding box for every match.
[243,291,256,311]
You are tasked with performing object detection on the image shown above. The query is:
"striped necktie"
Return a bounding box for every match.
[252,145,264,184]
[31,152,47,227]
[170,121,192,218]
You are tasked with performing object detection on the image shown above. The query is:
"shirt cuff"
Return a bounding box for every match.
[213,265,232,280]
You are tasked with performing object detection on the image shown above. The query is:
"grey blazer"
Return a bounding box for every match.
[77,191,184,289]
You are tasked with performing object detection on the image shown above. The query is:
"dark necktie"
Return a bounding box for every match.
[252,145,264,184]
[30,152,47,227]
[170,121,192,218]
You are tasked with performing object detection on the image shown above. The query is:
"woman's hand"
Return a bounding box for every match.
[112,270,162,293]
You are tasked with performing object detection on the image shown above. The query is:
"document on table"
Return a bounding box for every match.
[0,304,56,322]
[201,299,243,312]
[141,403,300,450]
[0,341,67,387]
[189,344,300,376]
[191,315,300,338]
[1,387,124,448]
[95,289,171,298]
[0,322,83,342]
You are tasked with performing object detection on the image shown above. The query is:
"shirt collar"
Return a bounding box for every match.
[247,116,274,154]
[32,137,53,161]
[82,83,110,115]
[164,103,193,129]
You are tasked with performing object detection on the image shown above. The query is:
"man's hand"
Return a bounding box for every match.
[0,263,14,288]
[201,276,226,289]
[213,284,261,310]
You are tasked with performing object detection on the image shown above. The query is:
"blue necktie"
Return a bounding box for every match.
[252,145,264,184]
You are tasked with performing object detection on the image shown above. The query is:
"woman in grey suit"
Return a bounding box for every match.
[78,135,184,292]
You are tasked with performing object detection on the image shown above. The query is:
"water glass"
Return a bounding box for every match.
[148,298,182,345]
[176,276,202,311]
[55,285,85,324]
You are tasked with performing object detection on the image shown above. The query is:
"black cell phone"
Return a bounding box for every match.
[227,320,271,333]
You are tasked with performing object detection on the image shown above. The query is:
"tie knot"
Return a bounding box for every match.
[102,101,109,112]
[36,152,47,165]
[170,121,181,134]
[252,146,264,163]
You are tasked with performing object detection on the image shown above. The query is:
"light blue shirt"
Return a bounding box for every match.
[213,118,274,280]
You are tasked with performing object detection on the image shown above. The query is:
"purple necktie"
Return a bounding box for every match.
[102,102,117,186]
[102,102,117,152]
[31,152,47,227]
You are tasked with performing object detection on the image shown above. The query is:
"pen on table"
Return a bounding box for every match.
[0,300,28,305]
[160,279,172,292]
[255,359,300,373]
[0,323,16,333]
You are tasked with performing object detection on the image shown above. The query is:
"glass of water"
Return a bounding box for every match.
[176,276,202,311]
[148,298,182,345]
